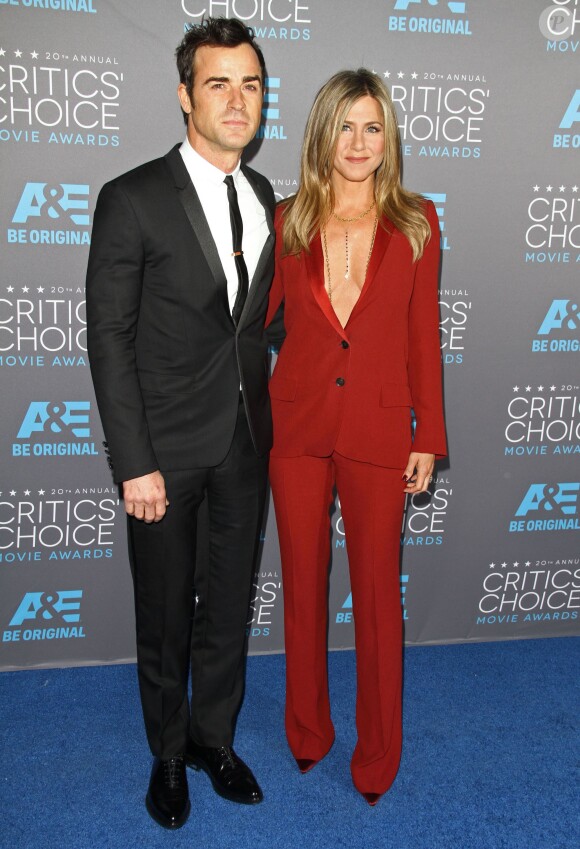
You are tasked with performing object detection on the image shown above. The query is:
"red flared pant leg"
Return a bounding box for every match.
[269,454,336,763]
[333,453,405,796]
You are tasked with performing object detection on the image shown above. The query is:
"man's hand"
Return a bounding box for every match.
[403,452,435,494]
[123,471,168,523]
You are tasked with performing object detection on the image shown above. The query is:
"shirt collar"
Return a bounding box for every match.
[180,136,241,187]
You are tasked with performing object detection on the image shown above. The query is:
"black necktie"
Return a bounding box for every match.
[224,175,249,326]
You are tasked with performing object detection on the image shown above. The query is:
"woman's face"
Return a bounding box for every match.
[332,95,385,186]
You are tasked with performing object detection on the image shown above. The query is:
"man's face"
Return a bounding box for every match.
[178,43,263,167]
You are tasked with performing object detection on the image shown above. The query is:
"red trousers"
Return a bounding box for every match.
[269,452,405,796]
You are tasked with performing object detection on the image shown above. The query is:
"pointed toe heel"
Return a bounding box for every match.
[295,758,318,774]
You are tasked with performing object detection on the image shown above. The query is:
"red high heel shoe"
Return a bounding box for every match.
[295,759,318,774]
[362,792,381,806]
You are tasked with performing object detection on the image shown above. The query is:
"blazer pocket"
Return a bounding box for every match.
[380,383,413,407]
[269,376,297,402]
[138,370,197,395]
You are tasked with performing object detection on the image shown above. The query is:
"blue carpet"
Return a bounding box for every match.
[0,638,578,849]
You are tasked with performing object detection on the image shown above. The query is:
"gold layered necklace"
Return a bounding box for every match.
[322,201,378,304]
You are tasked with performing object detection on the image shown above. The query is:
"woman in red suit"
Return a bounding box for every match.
[265,69,447,805]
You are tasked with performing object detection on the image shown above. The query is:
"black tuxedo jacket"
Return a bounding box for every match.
[86,144,276,483]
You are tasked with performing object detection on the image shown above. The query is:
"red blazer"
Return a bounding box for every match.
[265,200,447,469]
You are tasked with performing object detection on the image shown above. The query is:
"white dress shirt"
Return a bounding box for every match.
[180,137,269,315]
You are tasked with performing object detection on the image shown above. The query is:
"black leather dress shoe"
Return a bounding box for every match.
[185,742,263,805]
[145,756,191,829]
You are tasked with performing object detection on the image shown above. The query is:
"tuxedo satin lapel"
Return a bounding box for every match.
[236,165,275,331]
[237,233,274,330]
[305,236,348,340]
[164,146,230,315]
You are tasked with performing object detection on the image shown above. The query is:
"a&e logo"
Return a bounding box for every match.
[532,299,580,352]
[256,78,287,140]
[3,590,86,643]
[9,590,82,626]
[389,0,472,36]
[336,577,410,623]
[424,192,450,250]
[7,182,90,246]
[553,89,580,149]
[509,482,580,532]
[12,401,99,458]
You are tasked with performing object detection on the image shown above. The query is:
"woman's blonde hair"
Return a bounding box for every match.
[281,68,431,261]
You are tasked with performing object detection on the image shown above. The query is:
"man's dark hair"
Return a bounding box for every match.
[176,17,266,124]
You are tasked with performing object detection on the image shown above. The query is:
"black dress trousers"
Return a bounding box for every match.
[128,396,268,759]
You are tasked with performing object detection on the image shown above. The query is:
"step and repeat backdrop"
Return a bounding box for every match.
[1,0,578,670]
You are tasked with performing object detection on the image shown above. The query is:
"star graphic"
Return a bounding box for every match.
[37,286,44,293]
[38,489,45,495]
[538,385,544,391]
[14,49,22,58]
[7,285,14,293]
[572,185,578,192]
[546,185,553,192]
[22,286,29,293]
[559,185,566,192]
[525,561,531,567]
[0,49,5,57]
[397,71,405,78]
[533,185,540,192]
[411,72,418,80]
[10,490,17,497]
[24,489,31,496]
[513,561,519,567]
[31,50,38,59]
[384,71,391,79]
[489,562,495,569]
[501,562,507,568]
[550,385,556,391]
[525,385,532,392]
[513,385,519,392]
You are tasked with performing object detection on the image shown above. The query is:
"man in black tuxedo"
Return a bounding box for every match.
[86,18,278,829]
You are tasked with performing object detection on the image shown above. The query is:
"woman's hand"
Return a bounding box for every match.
[402,452,435,494]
